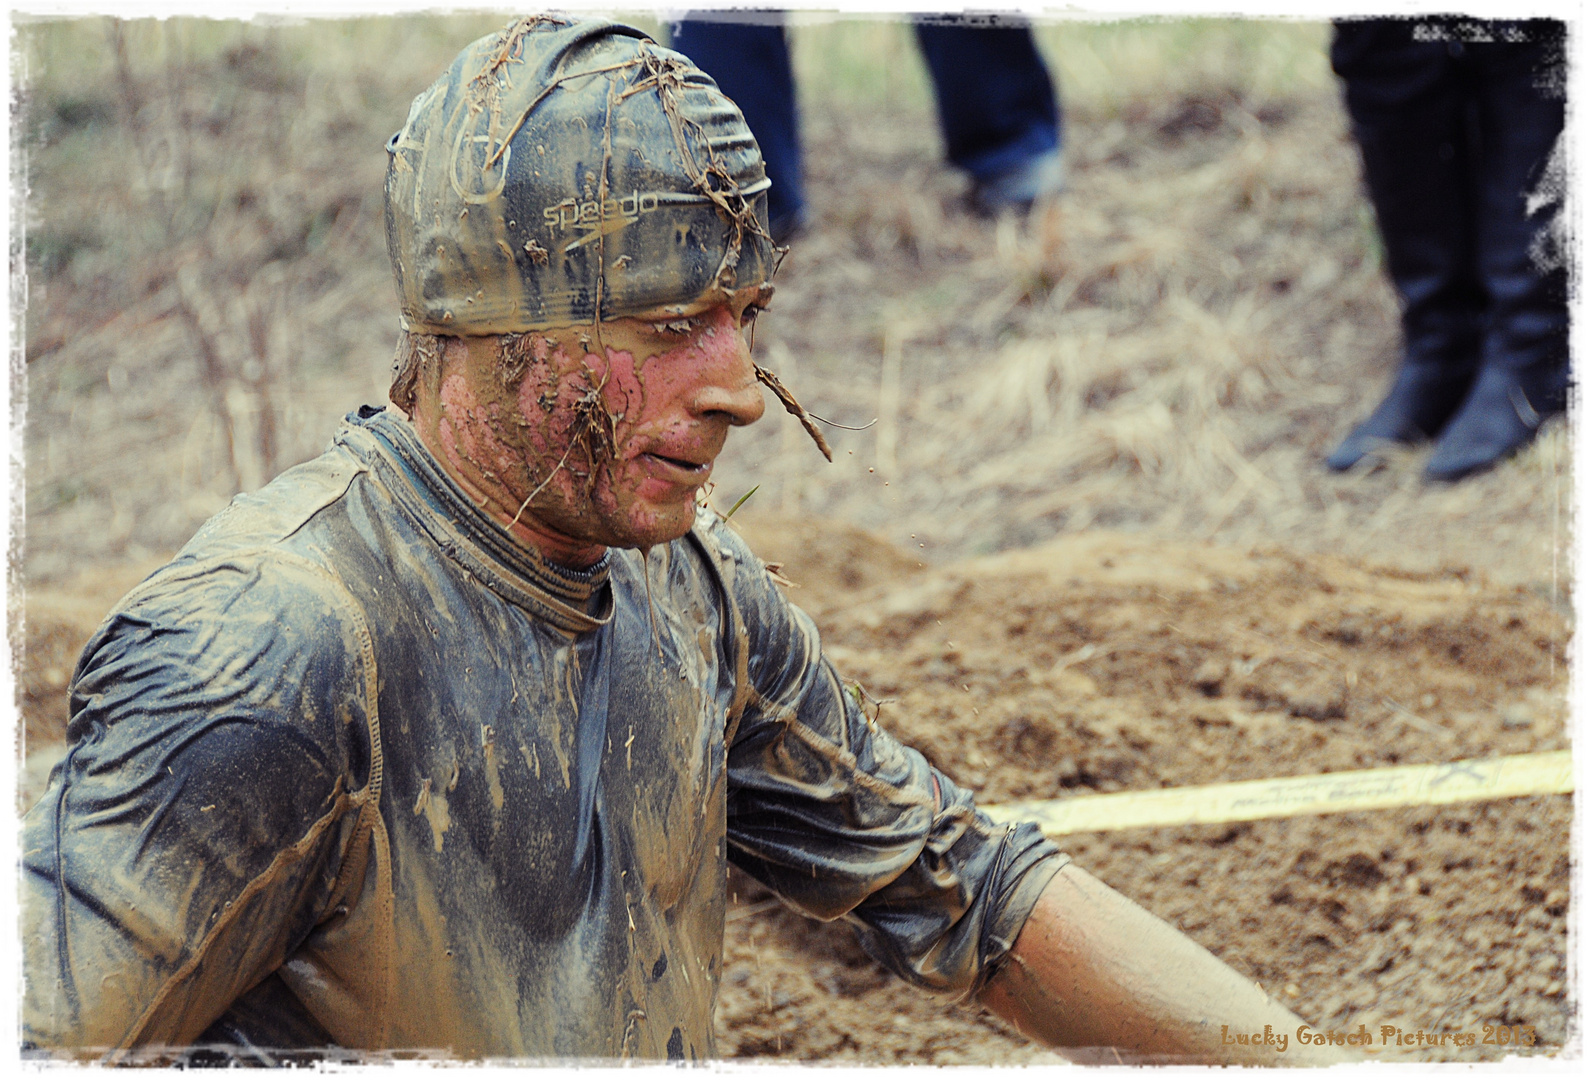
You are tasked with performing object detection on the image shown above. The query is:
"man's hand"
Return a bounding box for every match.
[979,862,1361,1066]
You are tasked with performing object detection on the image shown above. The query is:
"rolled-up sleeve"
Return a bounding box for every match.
[22,556,373,1057]
[712,518,1066,996]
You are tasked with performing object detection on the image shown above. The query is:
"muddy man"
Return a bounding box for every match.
[22,17,1354,1065]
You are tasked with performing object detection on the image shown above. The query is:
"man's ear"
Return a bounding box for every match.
[390,332,447,417]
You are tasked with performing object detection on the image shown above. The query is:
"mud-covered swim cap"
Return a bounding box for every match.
[385,16,775,335]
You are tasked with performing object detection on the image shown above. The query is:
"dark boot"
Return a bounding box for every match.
[1326,356,1477,470]
[1425,362,1563,481]
[1425,21,1568,482]
[1327,21,1485,472]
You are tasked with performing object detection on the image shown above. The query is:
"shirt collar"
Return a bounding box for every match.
[347,407,614,635]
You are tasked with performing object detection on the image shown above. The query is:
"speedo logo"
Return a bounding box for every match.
[543,191,663,252]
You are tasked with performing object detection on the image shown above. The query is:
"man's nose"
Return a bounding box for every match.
[689,312,767,427]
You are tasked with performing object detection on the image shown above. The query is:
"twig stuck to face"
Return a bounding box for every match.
[755,365,833,461]
[504,355,620,530]
[569,382,620,488]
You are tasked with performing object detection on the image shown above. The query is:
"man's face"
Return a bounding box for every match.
[421,283,769,564]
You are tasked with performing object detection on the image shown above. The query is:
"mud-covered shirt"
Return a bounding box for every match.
[23,408,1064,1062]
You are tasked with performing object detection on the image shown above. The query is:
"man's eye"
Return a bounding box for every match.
[740,305,765,329]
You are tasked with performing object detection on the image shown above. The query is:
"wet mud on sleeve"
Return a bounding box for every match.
[703,515,1067,997]
[21,555,374,1057]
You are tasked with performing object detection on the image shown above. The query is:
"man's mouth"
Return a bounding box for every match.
[640,451,711,477]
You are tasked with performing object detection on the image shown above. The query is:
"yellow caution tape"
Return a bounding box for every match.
[979,750,1574,837]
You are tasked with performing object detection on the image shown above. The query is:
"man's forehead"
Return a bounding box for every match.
[627,282,775,321]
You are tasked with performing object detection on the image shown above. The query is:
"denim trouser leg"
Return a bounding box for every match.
[913,18,1063,181]
[670,15,807,235]
[670,14,1065,217]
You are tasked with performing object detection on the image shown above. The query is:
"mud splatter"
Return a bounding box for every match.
[481,725,505,813]
[412,777,452,853]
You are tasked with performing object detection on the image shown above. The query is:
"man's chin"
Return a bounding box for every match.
[599,502,701,551]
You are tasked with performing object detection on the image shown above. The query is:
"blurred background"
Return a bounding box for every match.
[12,13,1574,1063]
[18,14,1568,598]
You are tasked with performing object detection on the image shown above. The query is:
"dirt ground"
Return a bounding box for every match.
[13,15,1576,1066]
[713,515,1571,1063]
[15,516,1573,1063]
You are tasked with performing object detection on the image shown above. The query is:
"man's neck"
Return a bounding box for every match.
[405,409,608,571]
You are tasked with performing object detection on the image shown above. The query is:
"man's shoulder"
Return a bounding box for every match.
[95,433,383,660]
[650,505,777,605]
[671,505,811,640]
[178,433,371,563]
[73,544,377,747]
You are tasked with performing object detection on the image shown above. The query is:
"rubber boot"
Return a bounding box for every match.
[1425,22,1568,482]
[1424,364,1562,481]
[1326,22,1484,472]
[1326,354,1479,471]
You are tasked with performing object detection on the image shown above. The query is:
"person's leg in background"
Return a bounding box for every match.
[1424,20,1568,482]
[913,15,1064,214]
[670,13,808,242]
[1326,19,1486,473]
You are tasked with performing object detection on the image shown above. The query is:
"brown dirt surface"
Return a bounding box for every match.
[717,513,1571,1063]
[16,517,1573,1062]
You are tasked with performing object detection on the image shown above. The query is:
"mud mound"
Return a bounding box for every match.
[823,532,1566,801]
[717,519,1570,1063]
[728,512,924,619]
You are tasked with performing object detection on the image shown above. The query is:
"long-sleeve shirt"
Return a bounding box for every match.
[23,407,1064,1062]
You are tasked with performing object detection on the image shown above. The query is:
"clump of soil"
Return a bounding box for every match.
[715,514,1571,1064]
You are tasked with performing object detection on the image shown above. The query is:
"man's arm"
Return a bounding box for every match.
[705,512,1059,994]
[23,557,371,1057]
[706,514,1356,1064]
[980,862,1359,1066]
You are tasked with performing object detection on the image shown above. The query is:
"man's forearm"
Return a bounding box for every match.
[980,862,1359,1066]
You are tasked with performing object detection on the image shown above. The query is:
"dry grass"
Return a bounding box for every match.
[20,16,503,579]
[16,15,1572,598]
[712,17,1571,594]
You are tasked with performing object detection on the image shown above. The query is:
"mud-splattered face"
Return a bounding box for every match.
[412,284,769,567]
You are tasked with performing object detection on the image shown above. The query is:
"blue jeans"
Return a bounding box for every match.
[669,13,1063,232]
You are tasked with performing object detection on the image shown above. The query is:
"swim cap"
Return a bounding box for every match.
[385,16,774,334]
